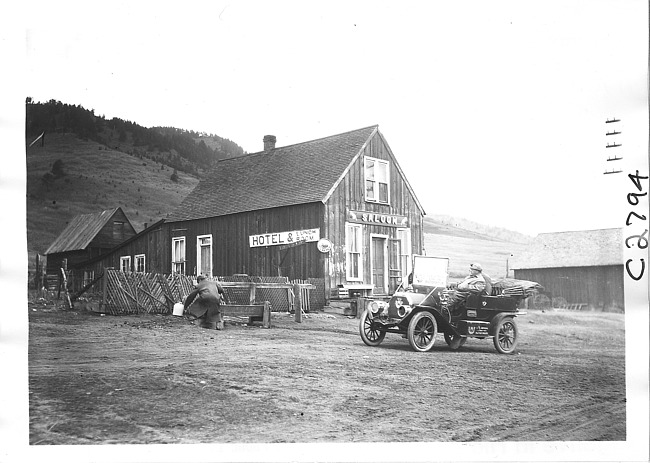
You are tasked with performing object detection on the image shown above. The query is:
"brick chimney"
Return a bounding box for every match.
[263,135,276,151]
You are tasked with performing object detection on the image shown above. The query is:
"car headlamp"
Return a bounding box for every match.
[369,301,380,314]
[397,304,412,318]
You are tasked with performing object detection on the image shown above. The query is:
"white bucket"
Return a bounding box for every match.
[172,302,184,317]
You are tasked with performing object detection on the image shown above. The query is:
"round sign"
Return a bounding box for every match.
[317,238,332,253]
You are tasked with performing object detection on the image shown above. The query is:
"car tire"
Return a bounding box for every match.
[407,311,437,352]
[359,310,386,347]
[493,317,518,354]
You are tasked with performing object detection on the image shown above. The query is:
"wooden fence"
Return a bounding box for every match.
[95,270,315,316]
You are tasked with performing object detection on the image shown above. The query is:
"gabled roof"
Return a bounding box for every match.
[71,219,166,269]
[511,228,623,270]
[45,207,128,255]
[167,125,423,222]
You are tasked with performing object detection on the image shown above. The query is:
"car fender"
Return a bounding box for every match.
[408,306,455,334]
[489,312,516,336]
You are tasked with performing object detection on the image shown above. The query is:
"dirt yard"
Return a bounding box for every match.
[27,299,626,446]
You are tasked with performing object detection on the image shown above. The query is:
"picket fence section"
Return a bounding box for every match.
[99,270,322,315]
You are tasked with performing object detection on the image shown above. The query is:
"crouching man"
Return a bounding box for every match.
[184,275,226,330]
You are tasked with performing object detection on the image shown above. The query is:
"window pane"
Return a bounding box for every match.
[379,183,388,203]
[377,161,388,182]
[366,180,375,200]
[365,159,375,180]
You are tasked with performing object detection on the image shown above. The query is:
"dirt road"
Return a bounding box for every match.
[28,303,625,445]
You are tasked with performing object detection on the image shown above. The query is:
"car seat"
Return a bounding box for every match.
[483,273,493,296]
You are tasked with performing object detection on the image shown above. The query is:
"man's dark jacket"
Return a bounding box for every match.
[184,280,225,323]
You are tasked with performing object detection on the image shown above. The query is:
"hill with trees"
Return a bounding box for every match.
[25,98,245,177]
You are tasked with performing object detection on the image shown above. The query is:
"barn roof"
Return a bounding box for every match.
[45,207,127,255]
[166,125,423,222]
[511,228,624,270]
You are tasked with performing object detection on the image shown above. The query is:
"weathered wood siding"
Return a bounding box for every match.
[324,131,424,293]
[89,208,137,249]
[167,203,324,280]
[89,223,168,274]
[514,265,624,311]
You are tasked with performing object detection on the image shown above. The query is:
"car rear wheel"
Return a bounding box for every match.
[359,310,386,347]
[444,332,466,350]
[493,317,518,354]
[407,311,437,352]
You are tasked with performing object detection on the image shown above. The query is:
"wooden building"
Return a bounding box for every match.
[511,228,624,311]
[76,125,425,299]
[45,207,136,275]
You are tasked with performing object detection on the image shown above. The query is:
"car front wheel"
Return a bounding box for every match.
[359,310,386,347]
[493,317,518,354]
[407,311,437,352]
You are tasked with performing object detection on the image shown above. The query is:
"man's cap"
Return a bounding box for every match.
[196,275,207,282]
[470,263,483,272]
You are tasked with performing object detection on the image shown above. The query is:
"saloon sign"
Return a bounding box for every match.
[347,210,408,227]
[249,228,320,248]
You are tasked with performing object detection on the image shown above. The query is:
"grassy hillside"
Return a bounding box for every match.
[421,216,531,280]
[26,133,199,260]
[424,233,528,280]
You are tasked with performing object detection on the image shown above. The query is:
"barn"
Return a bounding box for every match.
[73,125,425,302]
[44,207,136,278]
[511,228,624,312]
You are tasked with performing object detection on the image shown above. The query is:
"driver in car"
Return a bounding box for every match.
[457,263,486,292]
[447,263,486,311]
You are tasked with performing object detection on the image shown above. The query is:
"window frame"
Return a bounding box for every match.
[120,255,131,272]
[196,234,213,277]
[397,228,412,281]
[172,236,186,275]
[364,156,390,205]
[346,223,364,281]
[135,254,146,273]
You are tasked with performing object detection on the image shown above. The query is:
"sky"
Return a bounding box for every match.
[8,0,648,237]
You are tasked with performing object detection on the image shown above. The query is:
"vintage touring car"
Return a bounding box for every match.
[359,256,540,354]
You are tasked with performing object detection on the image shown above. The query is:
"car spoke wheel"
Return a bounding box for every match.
[407,311,437,352]
[359,310,386,347]
[493,317,518,354]
[444,332,466,350]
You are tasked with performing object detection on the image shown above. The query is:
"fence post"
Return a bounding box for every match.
[35,254,41,290]
[101,268,108,312]
[293,283,302,323]
[249,283,256,305]
[263,301,271,328]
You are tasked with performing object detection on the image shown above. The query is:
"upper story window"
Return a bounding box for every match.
[364,156,390,204]
[113,221,125,240]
